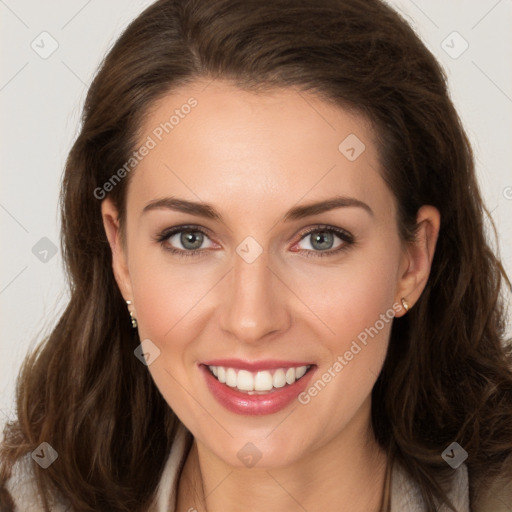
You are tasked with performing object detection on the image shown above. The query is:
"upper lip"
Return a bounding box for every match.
[201,359,314,371]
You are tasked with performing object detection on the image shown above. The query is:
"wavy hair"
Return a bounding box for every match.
[1,0,511,510]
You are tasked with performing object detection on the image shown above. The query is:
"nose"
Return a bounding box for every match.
[218,248,291,345]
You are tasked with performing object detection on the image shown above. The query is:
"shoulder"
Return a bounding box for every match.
[4,453,70,512]
[391,461,512,512]
[391,461,469,511]
[5,453,44,511]
[3,423,192,512]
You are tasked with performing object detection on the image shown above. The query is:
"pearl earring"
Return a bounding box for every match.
[126,300,138,328]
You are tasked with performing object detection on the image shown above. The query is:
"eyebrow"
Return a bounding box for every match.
[141,195,374,221]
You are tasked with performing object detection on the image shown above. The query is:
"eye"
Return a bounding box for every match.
[155,225,215,257]
[293,226,354,257]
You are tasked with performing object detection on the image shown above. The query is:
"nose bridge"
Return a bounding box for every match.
[219,245,290,343]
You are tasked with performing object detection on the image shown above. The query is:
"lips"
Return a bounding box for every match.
[200,359,316,415]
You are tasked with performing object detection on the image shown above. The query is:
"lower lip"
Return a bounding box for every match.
[200,364,316,416]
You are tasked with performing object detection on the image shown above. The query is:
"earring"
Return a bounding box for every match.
[401,297,410,313]
[126,300,138,328]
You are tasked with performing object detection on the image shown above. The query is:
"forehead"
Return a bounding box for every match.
[127,80,392,222]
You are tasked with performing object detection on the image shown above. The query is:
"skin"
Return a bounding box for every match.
[102,79,440,512]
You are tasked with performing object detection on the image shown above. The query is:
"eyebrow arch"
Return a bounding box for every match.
[141,195,373,221]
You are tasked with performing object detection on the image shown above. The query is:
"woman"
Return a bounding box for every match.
[1,0,511,510]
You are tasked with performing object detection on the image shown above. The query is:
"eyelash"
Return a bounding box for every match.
[154,224,355,259]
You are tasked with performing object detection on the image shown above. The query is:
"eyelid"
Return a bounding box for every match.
[295,224,354,243]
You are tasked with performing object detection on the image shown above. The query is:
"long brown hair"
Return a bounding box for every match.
[1,0,511,510]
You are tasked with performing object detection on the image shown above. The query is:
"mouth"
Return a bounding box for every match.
[199,360,317,415]
[205,364,312,394]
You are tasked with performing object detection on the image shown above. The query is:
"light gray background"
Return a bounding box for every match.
[1,0,511,425]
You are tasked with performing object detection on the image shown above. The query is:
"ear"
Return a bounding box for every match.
[101,197,134,306]
[394,205,441,317]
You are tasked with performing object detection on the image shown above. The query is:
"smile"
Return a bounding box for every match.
[207,365,310,394]
[200,360,316,415]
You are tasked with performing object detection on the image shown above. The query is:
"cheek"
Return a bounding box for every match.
[289,238,400,343]
[127,255,211,417]
[290,244,399,418]
[130,260,212,352]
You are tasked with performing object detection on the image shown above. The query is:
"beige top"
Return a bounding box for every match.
[5,422,511,511]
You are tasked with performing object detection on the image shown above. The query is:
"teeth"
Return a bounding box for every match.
[237,370,254,391]
[226,368,237,387]
[272,369,287,388]
[207,365,310,393]
[217,366,226,383]
[254,371,273,391]
[295,366,307,379]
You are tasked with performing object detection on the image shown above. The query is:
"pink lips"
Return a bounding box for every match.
[200,359,316,416]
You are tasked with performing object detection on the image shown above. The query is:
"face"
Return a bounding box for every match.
[102,80,439,469]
